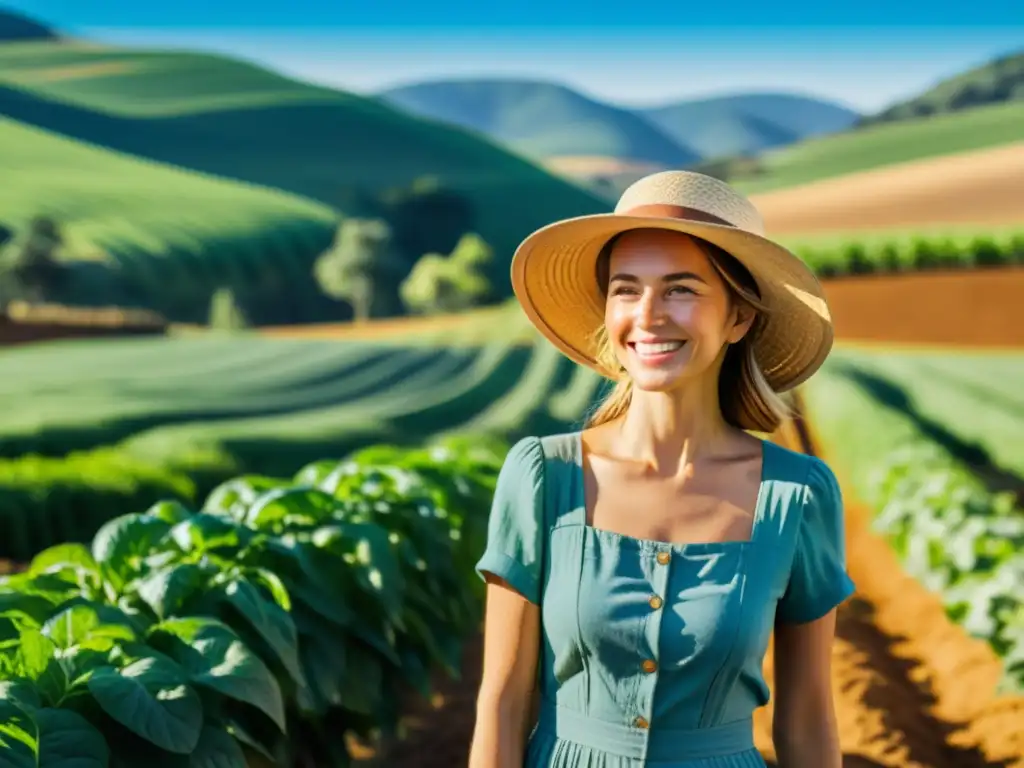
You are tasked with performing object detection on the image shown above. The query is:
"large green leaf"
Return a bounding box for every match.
[36,708,110,768]
[0,701,109,768]
[42,604,139,651]
[187,725,246,768]
[149,618,286,733]
[313,523,404,626]
[18,630,67,708]
[133,565,209,621]
[29,545,100,583]
[169,515,251,554]
[87,658,202,754]
[91,515,172,582]
[244,487,338,530]
[218,579,304,689]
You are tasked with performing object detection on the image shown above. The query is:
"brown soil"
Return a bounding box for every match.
[350,412,1024,767]
[822,266,1024,347]
[751,142,1024,236]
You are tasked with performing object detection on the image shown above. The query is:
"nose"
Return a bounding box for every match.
[636,288,665,328]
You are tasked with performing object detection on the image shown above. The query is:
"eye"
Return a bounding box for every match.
[610,284,638,296]
[667,285,697,296]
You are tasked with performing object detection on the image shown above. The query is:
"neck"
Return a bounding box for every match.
[616,375,732,475]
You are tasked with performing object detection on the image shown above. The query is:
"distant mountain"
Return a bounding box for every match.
[377,78,702,167]
[0,8,57,41]
[862,49,1024,125]
[637,93,862,160]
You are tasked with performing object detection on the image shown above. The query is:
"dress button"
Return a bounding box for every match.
[649,595,663,610]
[656,551,670,565]
[642,659,657,673]
[635,716,649,729]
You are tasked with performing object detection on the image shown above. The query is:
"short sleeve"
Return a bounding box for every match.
[474,436,546,604]
[776,457,856,624]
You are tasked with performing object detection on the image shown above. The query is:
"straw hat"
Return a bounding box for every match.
[511,170,833,392]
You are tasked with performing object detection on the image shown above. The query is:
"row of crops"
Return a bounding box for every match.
[0,334,605,561]
[0,434,506,766]
[803,346,1024,692]
[785,225,1024,278]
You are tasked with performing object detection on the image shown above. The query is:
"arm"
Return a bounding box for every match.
[772,610,842,768]
[468,575,541,768]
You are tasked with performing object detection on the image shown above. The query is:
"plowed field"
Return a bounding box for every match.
[750,142,1024,236]
[350,408,1024,768]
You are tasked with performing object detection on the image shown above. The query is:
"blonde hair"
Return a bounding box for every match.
[585,230,793,433]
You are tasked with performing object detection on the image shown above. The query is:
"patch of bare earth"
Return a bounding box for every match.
[751,142,1024,236]
[822,266,1024,347]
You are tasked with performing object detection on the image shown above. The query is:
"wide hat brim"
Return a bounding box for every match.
[510,212,834,392]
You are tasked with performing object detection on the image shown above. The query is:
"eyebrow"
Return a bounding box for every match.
[609,271,708,284]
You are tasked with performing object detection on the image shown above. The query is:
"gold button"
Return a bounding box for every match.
[642,659,657,673]
[635,716,649,729]
[649,595,663,610]
[656,552,670,565]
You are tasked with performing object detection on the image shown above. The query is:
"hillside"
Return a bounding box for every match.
[0,36,609,322]
[638,92,861,159]
[0,114,339,321]
[0,8,56,41]
[728,100,1024,195]
[863,49,1024,125]
[377,78,701,167]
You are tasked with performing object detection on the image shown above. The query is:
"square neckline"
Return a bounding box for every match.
[572,430,774,553]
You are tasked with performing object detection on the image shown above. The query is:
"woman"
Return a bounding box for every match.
[469,170,855,768]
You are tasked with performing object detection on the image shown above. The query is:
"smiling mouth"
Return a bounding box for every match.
[628,340,687,359]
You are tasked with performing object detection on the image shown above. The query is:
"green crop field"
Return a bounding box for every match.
[802,344,1024,692]
[0,40,608,320]
[732,101,1024,195]
[0,331,604,469]
[802,345,1024,499]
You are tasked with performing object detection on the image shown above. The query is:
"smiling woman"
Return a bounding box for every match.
[588,228,789,433]
[470,170,854,768]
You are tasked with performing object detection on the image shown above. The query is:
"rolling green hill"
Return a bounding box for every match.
[0,114,339,319]
[862,49,1024,126]
[0,31,608,323]
[637,92,860,160]
[0,9,55,41]
[378,78,702,166]
[730,100,1024,195]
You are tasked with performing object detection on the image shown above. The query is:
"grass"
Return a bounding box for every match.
[0,40,608,312]
[801,344,1024,501]
[732,101,1024,195]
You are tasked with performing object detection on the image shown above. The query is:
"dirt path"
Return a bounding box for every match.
[353,413,1024,767]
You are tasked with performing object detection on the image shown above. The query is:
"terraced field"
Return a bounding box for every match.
[0,332,602,473]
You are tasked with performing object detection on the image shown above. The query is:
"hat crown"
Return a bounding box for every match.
[614,170,765,236]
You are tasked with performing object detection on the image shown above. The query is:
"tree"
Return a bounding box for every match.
[400,233,494,315]
[313,218,405,322]
[0,215,69,303]
[378,176,476,260]
[208,287,248,331]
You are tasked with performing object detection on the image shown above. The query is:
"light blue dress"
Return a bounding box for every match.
[475,432,855,767]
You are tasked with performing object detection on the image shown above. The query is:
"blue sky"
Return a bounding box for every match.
[8,0,1024,111]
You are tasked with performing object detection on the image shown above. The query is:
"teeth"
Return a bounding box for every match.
[635,341,685,355]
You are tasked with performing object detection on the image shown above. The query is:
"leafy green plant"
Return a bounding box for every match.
[867,444,1024,692]
[0,435,505,765]
[790,226,1024,278]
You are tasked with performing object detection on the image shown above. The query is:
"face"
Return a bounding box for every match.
[603,229,754,393]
